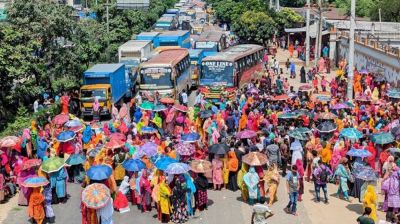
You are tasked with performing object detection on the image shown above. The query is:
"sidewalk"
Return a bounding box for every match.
[0,195,19,223]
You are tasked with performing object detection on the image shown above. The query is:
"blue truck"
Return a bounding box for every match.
[136,32,160,42]
[154,30,191,49]
[80,63,130,117]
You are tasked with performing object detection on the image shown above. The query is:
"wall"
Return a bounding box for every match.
[337,35,400,87]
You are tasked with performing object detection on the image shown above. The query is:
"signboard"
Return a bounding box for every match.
[200,61,234,86]
[196,41,216,49]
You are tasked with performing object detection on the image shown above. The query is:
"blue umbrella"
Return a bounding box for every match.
[87,165,113,181]
[88,145,102,157]
[181,133,200,143]
[165,162,191,174]
[354,166,378,181]
[154,155,178,170]
[56,131,76,142]
[315,95,331,102]
[340,128,363,139]
[21,176,49,188]
[370,132,395,145]
[153,104,167,112]
[346,148,372,158]
[122,159,146,172]
[141,126,158,134]
[65,154,86,166]
[64,120,82,128]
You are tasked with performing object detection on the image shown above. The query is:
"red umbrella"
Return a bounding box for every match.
[105,138,125,149]
[53,114,69,125]
[22,159,42,170]
[160,97,175,104]
[109,133,126,141]
[173,104,188,112]
[298,84,313,91]
[273,94,289,101]
[0,136,20,148]
[236,130,257,139]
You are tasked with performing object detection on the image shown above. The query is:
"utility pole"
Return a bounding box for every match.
[347,0,356,100]
[275,0,280,11]
[305,0,311,66]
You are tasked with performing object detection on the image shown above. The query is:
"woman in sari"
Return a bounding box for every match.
[212,155,223,190]
[227,151,239,191]
[264,164,279,206]
[140,170,152,212]
[194,173,208,211]
[28,187,45,224]
[43,185,55,223]
[295,159,305,201]
[334,158,351,201]
[237,163,249,202]
[386,171,400,213]
[184,174,196,217]
[382,155,396,178]
[363,185,378,222]
[243,167,259,205]
[171,177,188,223]
[113,176,130,212]
[81,201,98,224]
[159,176,172,223]
[18,168,35,206]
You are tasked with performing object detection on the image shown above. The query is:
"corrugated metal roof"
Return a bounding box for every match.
[159,30,189,37]
[119,40,151,51]
[203,44,263,62]
[137,31,160,37]
[86,64,124,73]
[141,49,188,67]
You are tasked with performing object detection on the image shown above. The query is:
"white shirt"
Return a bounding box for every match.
[181,92,188,103]
[135,94,142,105]
[33,100,39,113]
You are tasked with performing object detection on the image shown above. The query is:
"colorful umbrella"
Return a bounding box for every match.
[198,110,213,119]
[340,128,363,139]
[247,87,259,94]
[354,167,378,181]
[278,112,299,119]
[141,126,158,134]
[65,154,86,166]
[346,148,372,158]
[173,104,188,112]
[153,155,177,171]
[387,92,400,99]
[82,183,111,209]
[122,159,146,172]
[389,148,400,155]
[21,176,49,188]
[359,68,369,75]
[64,119,82,128]
[41,156,65,173]
[242,152,268,166]
[153,104,167,112]
[273,94,289,101]
[208,143,229,155]
[87,165,113,181]
[236,130,257,139]
[181,133,200,143]
[370,132,395,145]
[139,101,154,111]
[318,112,337,120]
[140,142,158,157]
[315,95,331,102]
[190,160,212,173]
[331,103,349,110]
[0,136,20,148]
[160,97,175,104]
[165,162,191,174]
[56,131,76,142]
[295,127,312,134]
[355,95,371,102]
[109,133,126,141]
[288,129,307,140]
[22,159,42,171]
[52,114,69,125]
[298,84,313,91]
[175,142,195,156]
[292,109,310,117]
[104,138,125,149]
[316,121,337,133]
[88,145,102,157]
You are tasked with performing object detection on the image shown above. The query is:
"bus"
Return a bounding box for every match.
[136,32,160,42]
[153,16,178,31]
[194,30,227,53]
[154,31,190,49]
[188,49,205,86]
[139,49,192,99]
[199,44,264,99]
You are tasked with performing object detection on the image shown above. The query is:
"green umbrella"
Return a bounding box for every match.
[295,127,312,134]
[278,112,299,119]
[41,156,65,173]
[370,132,395,145]
[288,129,307,140]
[139,101,154,111]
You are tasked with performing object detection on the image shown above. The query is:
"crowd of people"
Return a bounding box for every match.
[1,49,400,224]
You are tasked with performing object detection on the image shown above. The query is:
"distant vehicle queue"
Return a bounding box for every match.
[79,0,265,118]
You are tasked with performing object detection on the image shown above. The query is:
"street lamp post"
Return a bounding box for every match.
[347,0,356,100]
[305,0,310,66]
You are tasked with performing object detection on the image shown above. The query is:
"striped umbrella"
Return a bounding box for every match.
[82,183,111,209]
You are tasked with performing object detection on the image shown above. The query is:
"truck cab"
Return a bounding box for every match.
[80,84,112,117]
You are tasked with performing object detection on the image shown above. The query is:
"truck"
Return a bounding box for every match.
[118,40,152,92]
[153,16,178,31]
[154,30,191,49]
[136,31,160,42]
[80,64,129,117]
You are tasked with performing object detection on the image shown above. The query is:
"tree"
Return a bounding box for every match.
[275,8,304,34]
[335,0,378,17]
[370,0,400,22]
[232,11,277,45]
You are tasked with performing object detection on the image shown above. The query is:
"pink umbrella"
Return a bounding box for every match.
[53,114,69,125]
[104,138,125,149]
[173,104,188,112]
[109,133,126,141]
[272,94,289,101]
[298,84,313,91]
[175,142,195,156]
[355,95,371,102]
[0,136,20,148]
[331,103,348,110]
[236,130,257,139]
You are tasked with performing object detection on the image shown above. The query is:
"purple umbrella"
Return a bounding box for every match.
[331,103,348,110]
[140,142,158,157]
[247,87,259,94]
[165,162,191,174]
[359,68,369,75]
[175,142,195,156]
[236,130,257,139]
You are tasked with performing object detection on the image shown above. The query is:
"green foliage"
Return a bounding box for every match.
[232,11,277,45]
[335,0,378,17]
[279,0,306,7]
[275,8,304,34]
[370,0,400,22]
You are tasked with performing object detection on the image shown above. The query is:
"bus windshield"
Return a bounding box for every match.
[81,89,107,99]
[140,67,174,89]
[200,61,234,87]
[196,41,218,52]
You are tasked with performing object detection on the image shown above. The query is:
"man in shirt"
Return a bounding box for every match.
[33,98,39,113]
[285,165,300,216]
[357,207,375,224]
[313,160,332,203]
[181,89,188,106]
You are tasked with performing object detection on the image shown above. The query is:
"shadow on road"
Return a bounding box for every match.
[346,203,363,215]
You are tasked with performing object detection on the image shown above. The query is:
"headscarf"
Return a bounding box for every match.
[93,97,100,112]
[119,176,130,194]
[228,151,239,172]
[184,173,196,194]
[243,167,259,189]
[296,159,304,177]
